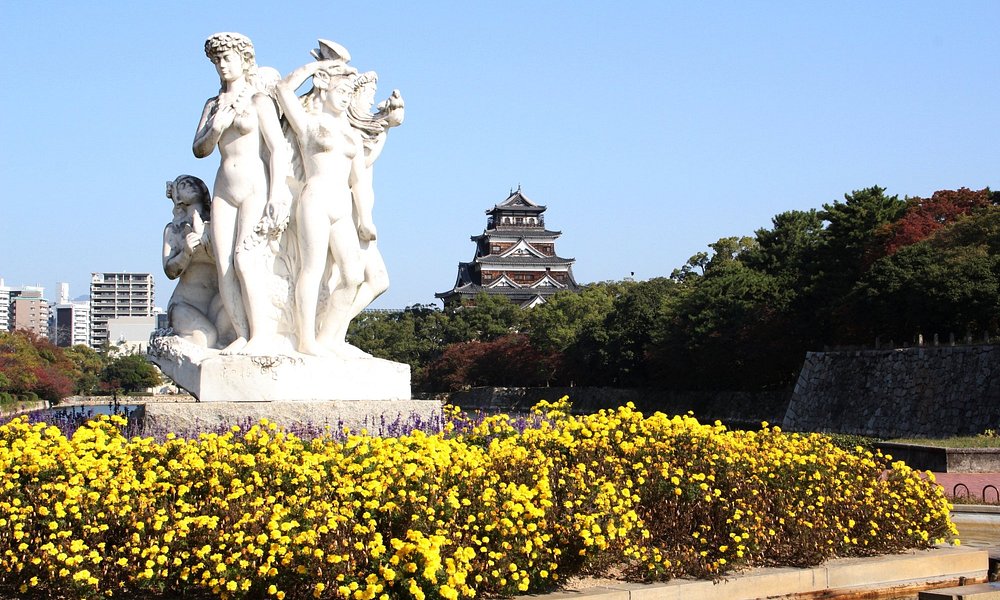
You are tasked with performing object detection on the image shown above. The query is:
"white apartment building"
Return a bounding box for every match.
[0,278,9,331]
[90,272,155,349]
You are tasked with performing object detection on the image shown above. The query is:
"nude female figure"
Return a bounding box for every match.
[193,32,290,355]
[162,175,232,348]
[315,72,405,351]
[275,60,374,356]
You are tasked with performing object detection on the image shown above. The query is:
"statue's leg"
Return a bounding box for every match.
[294,194,332,356]
[317,219,365,356]
[211,199,249,354]
[209,294,236,347]
[235,189,280,355]
[171,302,219,348]
[319,242,387,348]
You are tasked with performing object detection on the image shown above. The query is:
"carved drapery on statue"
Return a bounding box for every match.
[149,35,409,402]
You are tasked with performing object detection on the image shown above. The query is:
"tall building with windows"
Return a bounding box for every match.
[0,278,9,331]
[52,283,91,347]
[437,188,580,308]
[90,272,155,349]
[10,286,50,338]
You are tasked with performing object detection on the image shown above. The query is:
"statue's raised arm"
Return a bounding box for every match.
[274,52,368,357]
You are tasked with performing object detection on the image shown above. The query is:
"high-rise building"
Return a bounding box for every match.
[90,272,155,349]
[52,283,91,347]
[0,278,9,331]
[10,286,50,338]
[437,188,581,308]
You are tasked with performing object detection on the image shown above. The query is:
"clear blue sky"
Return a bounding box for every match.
[1,1,998,309]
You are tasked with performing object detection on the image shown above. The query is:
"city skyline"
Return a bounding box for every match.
[2,1,998,309]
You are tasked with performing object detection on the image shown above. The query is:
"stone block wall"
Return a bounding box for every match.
[783,345,1000,438]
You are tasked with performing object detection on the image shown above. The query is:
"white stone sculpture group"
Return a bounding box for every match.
[163,34,404,359]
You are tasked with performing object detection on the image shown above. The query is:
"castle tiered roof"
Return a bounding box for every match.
[437,188,580,308]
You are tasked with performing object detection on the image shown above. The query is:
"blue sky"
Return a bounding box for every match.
[1,1,998,309]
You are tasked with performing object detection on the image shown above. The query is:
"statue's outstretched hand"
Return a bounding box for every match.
[377,90,405,128]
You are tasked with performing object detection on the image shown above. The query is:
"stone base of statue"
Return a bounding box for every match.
[128,399,442,438]
[148,334,410,402]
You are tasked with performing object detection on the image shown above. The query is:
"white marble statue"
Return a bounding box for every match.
[274,58,373,357]
[316,71,405,349]
[193,32,291,355]
[150,36,411,402]
[162,175,234,348]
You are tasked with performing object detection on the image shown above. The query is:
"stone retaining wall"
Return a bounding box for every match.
[0,400,48,417]
[784,345,1000,438]
[448,387,789,428]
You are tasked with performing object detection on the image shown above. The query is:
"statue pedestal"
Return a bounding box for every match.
[149,335,411,402]
[129,399,442,438]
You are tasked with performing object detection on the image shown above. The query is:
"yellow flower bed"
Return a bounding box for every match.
[0,398,955,599]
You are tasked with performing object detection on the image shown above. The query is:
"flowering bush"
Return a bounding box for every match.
[0,398,955,599]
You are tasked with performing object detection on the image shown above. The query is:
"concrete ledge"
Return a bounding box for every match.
[529,547,987,600]
[128,400,443,437]
[826,547,985,589]
[920,582,1000,599]
[953,505,1000,515]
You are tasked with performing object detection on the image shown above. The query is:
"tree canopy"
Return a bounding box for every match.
[344,185,1000,395]
[0,332,163,402]
[101,354,162,394]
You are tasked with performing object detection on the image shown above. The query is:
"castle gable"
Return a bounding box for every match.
[499,239,547,260]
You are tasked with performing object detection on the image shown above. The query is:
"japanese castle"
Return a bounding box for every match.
[436,188,581,308]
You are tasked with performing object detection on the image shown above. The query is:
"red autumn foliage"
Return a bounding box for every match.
[419,334,559,392]
[0,329,80,402]
[31,365,75,403]
[875,187,993,257]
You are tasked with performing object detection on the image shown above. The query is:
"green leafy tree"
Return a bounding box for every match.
[743,209,824,287]
[819,187,905,283]
[653,216,828,391]
[705,236,757,270]
[670,251,709,282]
[814,186,907,342]
[741,209,828,378]
[571,278,677,387]
[847,206,1000,341]
[652,254,794,390]
[444,292,523,343]
[523,284,618,353]
[820,186,906,270]
[0,331,43,397]
[63,344,106,395]
[348,305,453,381]
[101,354,162,393]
